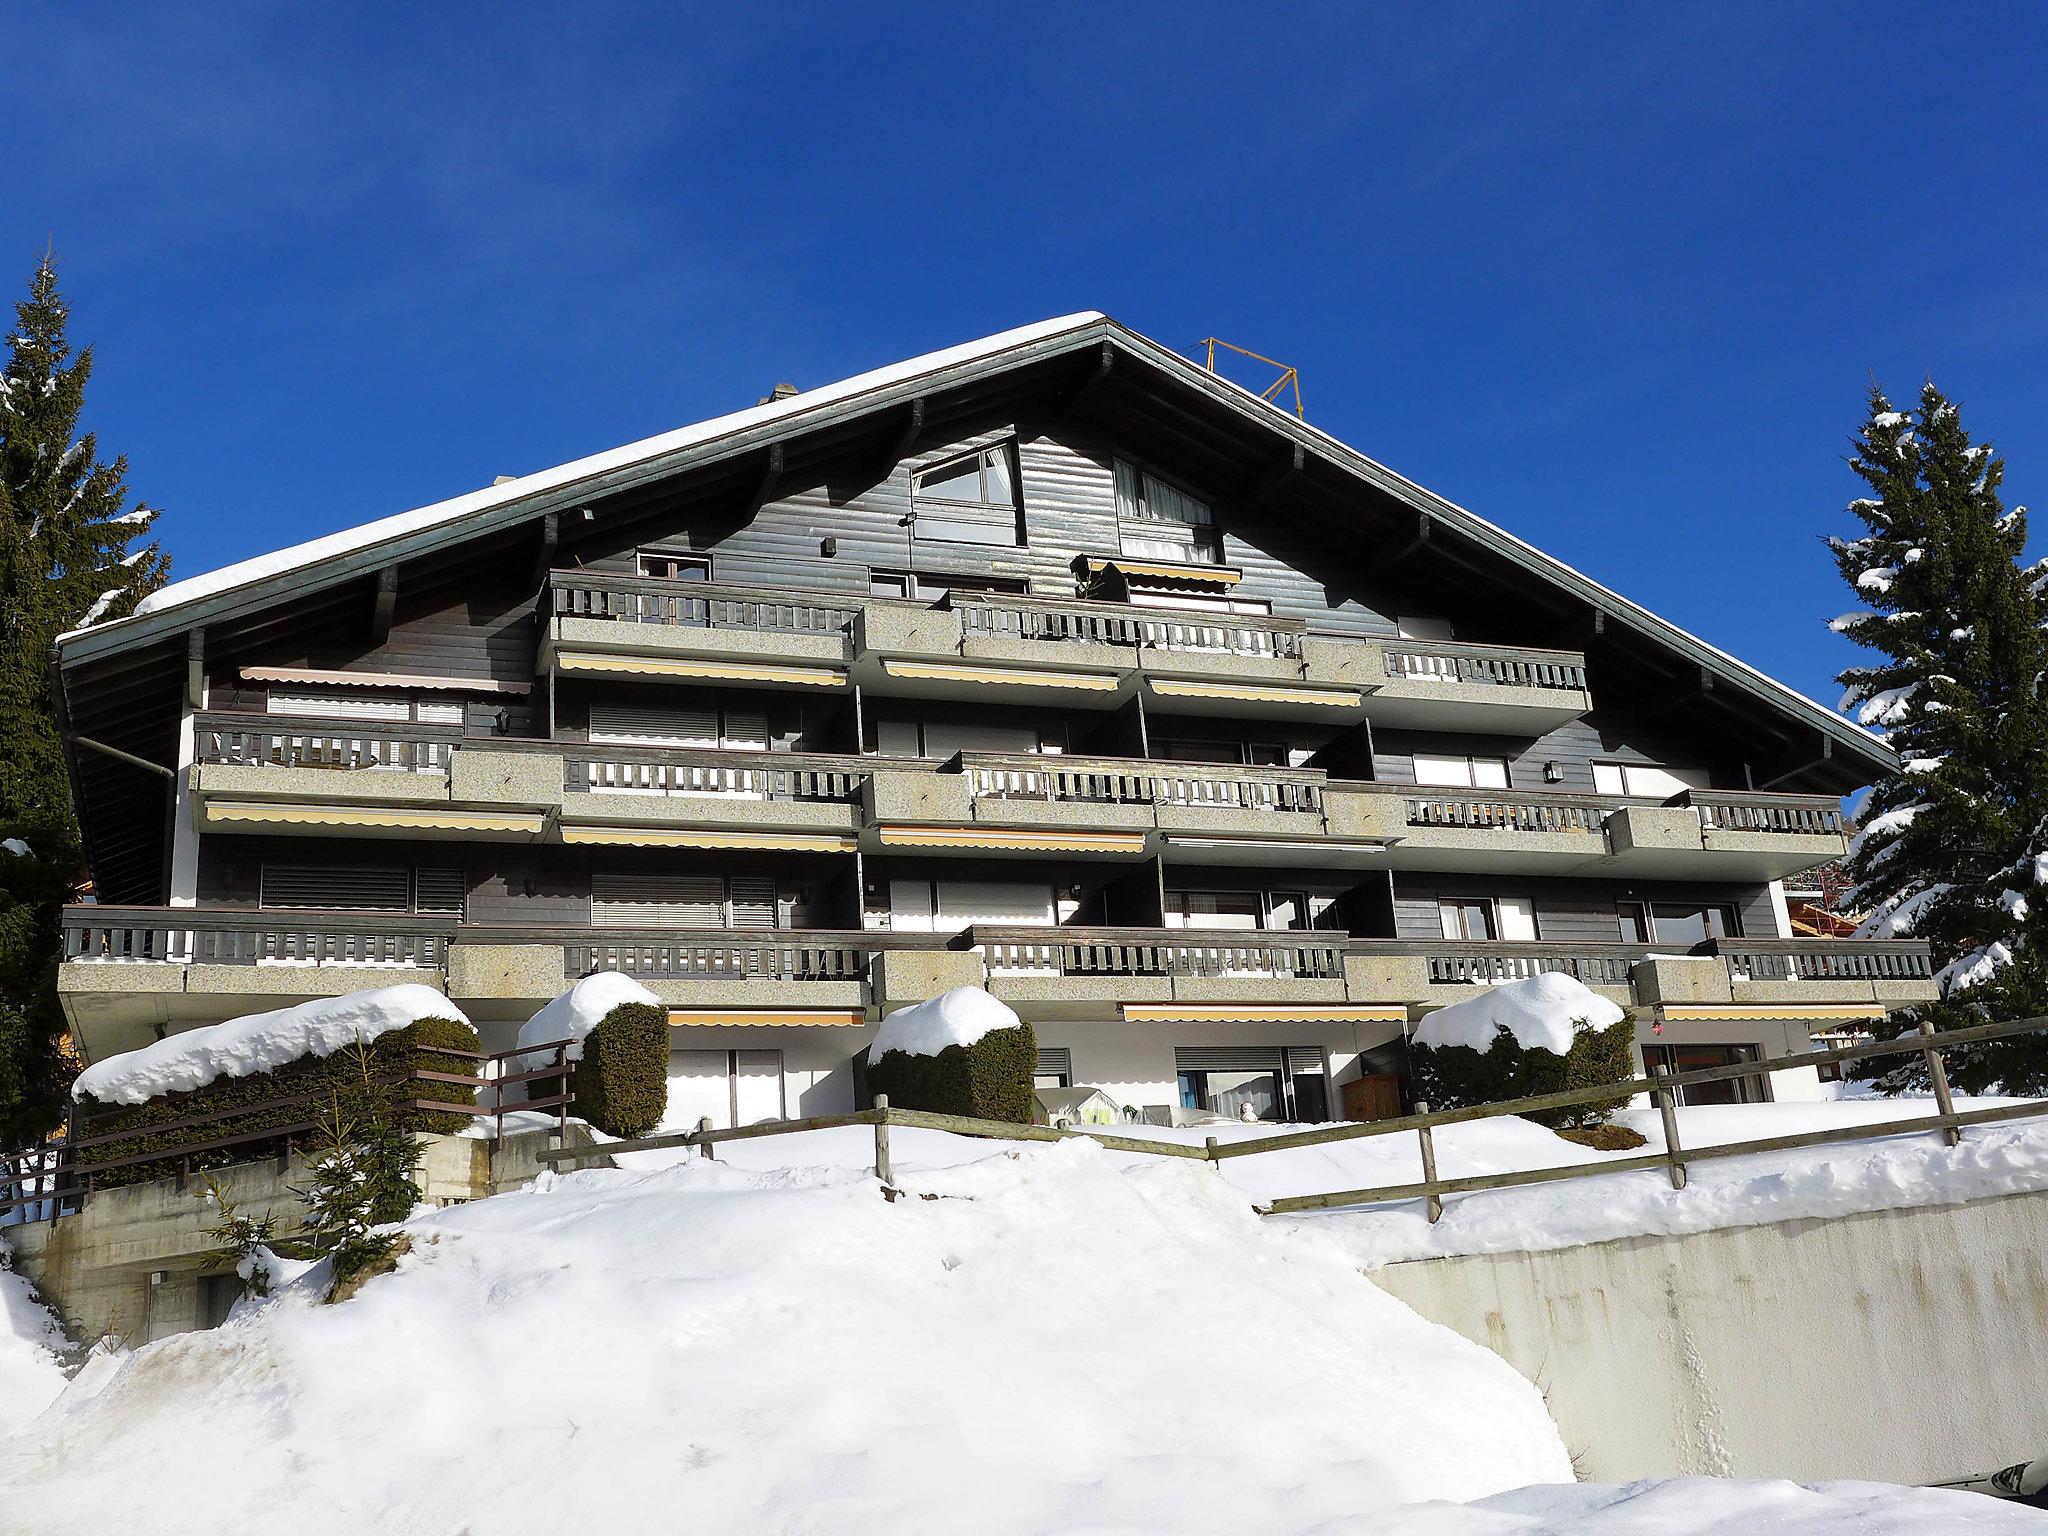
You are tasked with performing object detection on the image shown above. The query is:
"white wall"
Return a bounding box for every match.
[1374,1188,2048,1485]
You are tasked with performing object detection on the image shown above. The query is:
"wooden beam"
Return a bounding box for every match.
[875,398,925,479]
[529,510,559,593]
[1381,512,1432,566]
[1240,441,1306,512]
[1758,735,1835,791]
[185,628,205,711]
[745,444,785,519]
[1066,341,1115,415]
[370,567,398,644]
[1647,665,1714,722]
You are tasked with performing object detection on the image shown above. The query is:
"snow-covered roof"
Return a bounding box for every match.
[73,984,467,1105]
[1411,973,1626,1056]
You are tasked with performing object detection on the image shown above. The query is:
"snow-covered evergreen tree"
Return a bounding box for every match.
[0,253,169,1144]
[1831,383,2048,1091]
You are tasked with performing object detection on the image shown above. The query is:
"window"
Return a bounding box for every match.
[268,690,464,726]
[1413,754,1512,789]
[1592,762,1711,799]
[1175,1046,1328,1123]
[1619,901,1739,945]
[1645,1043,1767,1106]
[1164,889,1319,932]
[1115,460,1222,565]
[592,872,783,929]
[260,865,465,919]
[1034,1047,1074,1091]
[881,878,1059,933]
[668,1049,786,1130]
[1158,739,1290,768]
[874,718,1054,760]
[913,444,1021,547]
[869,569,1028,600]
[638,552,711,582]
[588,702,768,750]
[1438,896,1538,942]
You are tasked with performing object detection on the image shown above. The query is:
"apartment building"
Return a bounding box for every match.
[52,313,1934,1129]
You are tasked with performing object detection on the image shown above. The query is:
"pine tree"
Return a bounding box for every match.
[1830,382,2048,1092]
[296,1041,422,1297]
[0,253,169,1144]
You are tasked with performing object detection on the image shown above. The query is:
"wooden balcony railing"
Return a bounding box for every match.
[1352,938,1658,989]
[1677,789,1846,837]
[965,925,1348,980]
[1393,784,1615,835]
[63,907,453,969]
[959,753,1326,814]
[1703,937,1934,983]
[954,592,1307,660]
[1382,638,1588,692]
[196,711,461,774]
[565,746,866,801]
[564,929,876,981]
[549,571,862,636]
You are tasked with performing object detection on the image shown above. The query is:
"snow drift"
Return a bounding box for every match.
[0,1257,68,1434]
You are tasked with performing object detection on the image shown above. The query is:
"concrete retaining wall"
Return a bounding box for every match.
[1373,1189,2048,1485]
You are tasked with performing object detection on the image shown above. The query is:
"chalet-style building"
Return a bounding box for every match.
[52,313,1934,1128]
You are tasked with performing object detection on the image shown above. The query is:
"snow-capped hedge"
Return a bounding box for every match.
[75,1001,481,1188]
[519,974,668,1138]
[866,987,1036,1123]
[1410,974,1635,1130]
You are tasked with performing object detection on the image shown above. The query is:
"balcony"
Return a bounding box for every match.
[542,573,859,691]
[963,924,1364,1018]
[557,745,865,853]
[1604,790,1849,880]
[1343,636,1592,734]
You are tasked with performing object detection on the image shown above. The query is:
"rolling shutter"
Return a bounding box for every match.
[1173,1046,1288,1073]
[724,710,769,750]
[1035,1047,1073,1081]
[590,703,720,748]
[413,868,468,918]
[261,865,410,911]
[268,691,410,722]
[936,881,1055,926]
[728,877,778,928]
[593,872,725,928]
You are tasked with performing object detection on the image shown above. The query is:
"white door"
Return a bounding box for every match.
[665,1049,733,1132]
[734,1051,785,1125]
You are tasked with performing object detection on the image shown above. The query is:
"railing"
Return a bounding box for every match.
[1382,638,1588,691]
[565,929,873,981]
[63,907,453,969]
[549,571,861,636]
[1679,789,1846,837]
[968,925,1347,981]
[955,592,1308,661]
[566,746,865,801]
[1,1141,79,1226]
[1355,938,1657,989]
[196,711,461,774]
[1705,937,1935,984]
[960,753,1326,814]
[1398,784,1614,835]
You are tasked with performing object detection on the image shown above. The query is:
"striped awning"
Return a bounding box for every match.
[561,826,858,853]
[553,652,847,689]
[203,802,545,835]
[1146,679,1362,709]
[1083,556,1243,587]
[876,824,1148,853]
[665,1008,866,1028]
[1660,1004,1890,1022]
[880,660,1120,693]
[240,666,531,695]
[1122,1004,1408,1024]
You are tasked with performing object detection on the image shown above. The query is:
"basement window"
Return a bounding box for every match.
[913,444,1022,547]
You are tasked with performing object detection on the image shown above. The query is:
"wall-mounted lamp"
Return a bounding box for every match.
[820,537,838,557]
[1542,762,1564,783]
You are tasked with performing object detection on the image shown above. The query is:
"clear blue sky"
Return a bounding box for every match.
[6,3,2044,710]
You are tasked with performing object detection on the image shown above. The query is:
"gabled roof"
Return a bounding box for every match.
[56,310,1888,783]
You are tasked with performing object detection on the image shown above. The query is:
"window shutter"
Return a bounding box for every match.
[723,710,770,749]
[592,872,724,928]
[413,868,467,918]
[589,703,720,748]
[1035,1047,1073,1080]
[936,881,1055,926]
[416,700,465,726]
[268,691,410,722]
[262,865,410,911]
[1174,1046,1288,1072]
[728,877,778,928]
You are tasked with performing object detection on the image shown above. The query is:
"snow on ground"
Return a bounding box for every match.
[0,1141,1572,1535]
[72,984,465,1106]
[868,984,1019,1061]
[0,1249,69,1433]
[1371,1477,2045,1532]
[1411,972,1623,1054]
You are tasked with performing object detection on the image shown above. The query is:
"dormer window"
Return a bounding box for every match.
[1115,461,1221,565]
[913,444,1021,546]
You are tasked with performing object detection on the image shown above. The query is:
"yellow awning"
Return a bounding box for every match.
[1084,556,1243,586]
[1121,1004,1408,1024]
[554,652,847,689]
[881,660,1120,692]
[1146,679,1362,709]
[204,802,545,835]
[561,826,858,853]
[1661,1004,1892,1022]
[666,1008,866,1029]
[876,824,1148,853]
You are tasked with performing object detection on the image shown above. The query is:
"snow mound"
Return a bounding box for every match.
[0,1142,1570,1534]
[1373,1476,2046,1533]
[868,985,1019,1064]
[0,1251,69,1433]
[1412,972,1624,1055]
[515,971,660,1068]
[0,838,29,857]
[73,985,467,1106]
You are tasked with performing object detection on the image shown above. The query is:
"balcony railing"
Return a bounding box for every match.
[954,592,1307,661]
[1354,938,1657,988]
[966,925,1348,980]
[960,753,1326,814]
[1383,638,1589,692]
[565,929,875,981]
[1704,937,1934,983]
[64,907,453,969]
[565,746,866,802]
[1678,789,1845,837]
[1395,784,1614,835]
[196,711,461,774]
[550,571,862,636]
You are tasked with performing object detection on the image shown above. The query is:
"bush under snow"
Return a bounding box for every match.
[866,985,1019,1063]
[1412,972,1624,1055]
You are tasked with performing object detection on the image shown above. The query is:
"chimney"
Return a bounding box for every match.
[757,382,799,405]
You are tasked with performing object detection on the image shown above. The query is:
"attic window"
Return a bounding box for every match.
[639,552,711,582]
[913,444,1021,547]
[1115,461,1221,565]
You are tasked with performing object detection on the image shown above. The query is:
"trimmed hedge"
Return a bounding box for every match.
[867,1020,1037,1124]
[555,1001,669,1138]
[78,1017,481,1189]
[1409,1013,1636,1130]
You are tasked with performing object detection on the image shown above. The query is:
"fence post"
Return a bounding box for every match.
[1920,1019,1962,1147]
[1414,1100,1443,1224]
[555,1045,571,1144]
[696,1117,716,1161]
[873,1094,893,1192]
[1204,1135,1219,1170]
[1651,1064,1687,1190]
